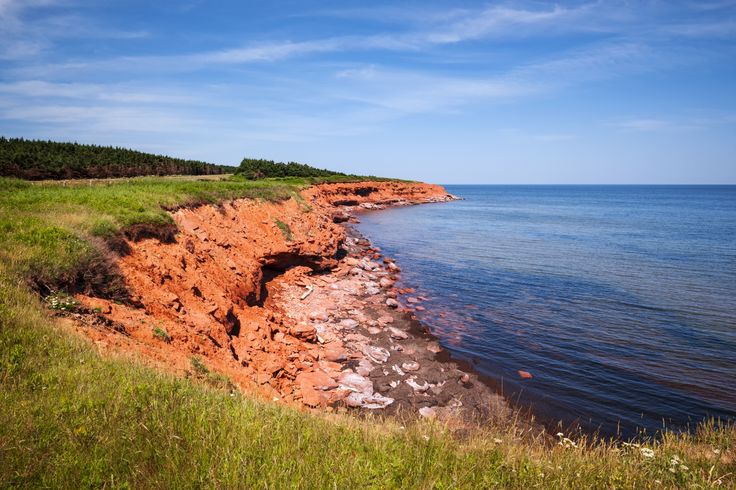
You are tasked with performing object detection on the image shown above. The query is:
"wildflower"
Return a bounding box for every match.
[640,447,655,458]
[494,438,502,444]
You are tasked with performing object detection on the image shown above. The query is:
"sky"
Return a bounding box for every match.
[1,1,735,183]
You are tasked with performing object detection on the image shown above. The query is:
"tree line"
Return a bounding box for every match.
[236,158,346,179]
[0,138,234,180]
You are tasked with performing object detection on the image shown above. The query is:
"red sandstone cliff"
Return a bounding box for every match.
[75,182,463,409]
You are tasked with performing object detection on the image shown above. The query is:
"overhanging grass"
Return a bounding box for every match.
[0,175,300,293]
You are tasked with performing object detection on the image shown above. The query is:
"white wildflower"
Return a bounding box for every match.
[640,447,655,458]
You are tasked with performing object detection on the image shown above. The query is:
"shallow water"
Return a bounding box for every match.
[356,185,736,438]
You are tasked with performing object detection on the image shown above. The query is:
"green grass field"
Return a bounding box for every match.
[1,175,734,488]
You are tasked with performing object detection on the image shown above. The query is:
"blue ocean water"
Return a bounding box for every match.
[356,185,736,438]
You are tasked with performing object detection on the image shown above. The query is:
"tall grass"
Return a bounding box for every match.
[1,271,733,488]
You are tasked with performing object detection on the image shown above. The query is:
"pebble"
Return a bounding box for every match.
[401,361,420,372]
[363,345,390,363]
[379,278,394,289]
[386,298,399,308]
[340,319,359,329]
[406,378,430,392]
[309,311,329,322]
[377,315,394,325]
[418,406,436,419]
[388,327,408,340]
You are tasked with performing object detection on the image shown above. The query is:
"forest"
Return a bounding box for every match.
[236,157,346,179]
[0,138,233,180]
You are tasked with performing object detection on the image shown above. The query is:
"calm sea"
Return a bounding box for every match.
[356,185,736,438]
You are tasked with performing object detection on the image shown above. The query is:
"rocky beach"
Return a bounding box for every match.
[70,181,510,425]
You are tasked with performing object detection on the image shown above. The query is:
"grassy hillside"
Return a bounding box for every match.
[0,138,234,180]
[0,175,734,488]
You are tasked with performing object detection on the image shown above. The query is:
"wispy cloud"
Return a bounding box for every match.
[613,114,736,132]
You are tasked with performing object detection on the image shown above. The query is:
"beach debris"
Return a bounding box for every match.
[300,286,314,300]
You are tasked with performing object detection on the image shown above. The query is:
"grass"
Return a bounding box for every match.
[1,174,734,488]
[274,218,294,241]
[0,271,733,488]
[0,175,301,294]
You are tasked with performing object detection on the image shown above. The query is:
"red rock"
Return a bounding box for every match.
[518,370,533,379]
[290,324,317,342]
[415,306,425,311]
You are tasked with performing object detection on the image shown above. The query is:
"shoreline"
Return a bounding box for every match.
[68,181,515,427]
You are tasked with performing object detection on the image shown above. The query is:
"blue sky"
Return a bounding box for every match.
[1,1,735,183]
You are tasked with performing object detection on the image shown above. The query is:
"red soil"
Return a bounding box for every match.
[74,181,461,408]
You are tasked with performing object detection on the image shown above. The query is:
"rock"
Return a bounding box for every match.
[338,372,373,394]
[418,406,436,419]
[349,267,363,276]
[427,342,442,354]
[518,370,533,379]
[406,378,430,392]
[290,324,317,342]
[309,310,329,322]
[163,292,180,305]
[301,388,322,407]
[367,327,382,335]
[360,393,394,409]
[340,319,359,329]
[406,297,419,304]
[297,370,338,392]
[377,315,394,326]
[365,287,381,296]
[362,345,390,363]
[459,373,471,384]
[388,327,408,340]
[415,306,425,311]
[386,298,399,309]
[361,260,380,271]
[345,257,359,266]
[401,361,420,372]
[355,358,373,376]
[387,262,400,272]
[379,278,394,289]
[322,347,347,362]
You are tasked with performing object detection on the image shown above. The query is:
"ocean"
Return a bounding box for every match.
[356,185,736,438]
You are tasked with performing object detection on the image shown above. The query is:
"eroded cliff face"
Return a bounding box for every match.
[75,181,462,409]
